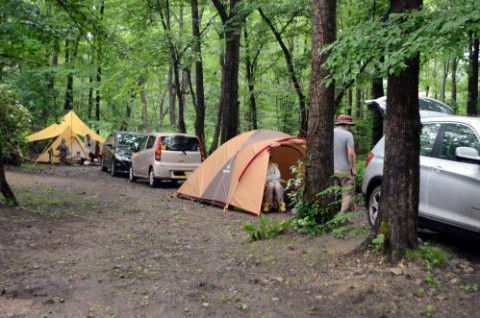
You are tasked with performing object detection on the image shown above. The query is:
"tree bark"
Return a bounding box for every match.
[168,66,177,128]
[95,0,104,125]
[64,34,81,111]
[209,31,225,154]
[451,56,458,113]
[244,24,258,130]
[139,76,151,132]
[191,0,206,144]
[212,0,243,144]
[378,0,422,264]
[259,8,307,136]
[355,86,362,118]
[305,0,336,204]
[440,59,449,103]
[467,31,479,116]
[0,147,18,206]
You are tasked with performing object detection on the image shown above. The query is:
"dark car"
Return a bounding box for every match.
[101,131,145,176]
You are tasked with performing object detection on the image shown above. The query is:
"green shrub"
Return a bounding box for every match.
[244,214,289,242]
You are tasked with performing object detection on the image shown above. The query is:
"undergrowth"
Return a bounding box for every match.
[1,185,93,218]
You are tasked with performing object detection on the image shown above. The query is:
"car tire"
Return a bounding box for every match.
[149,168,158,188]
[129,165,136,182]
[101,157,108,172]
[110,159,117,177]
[368,186,381,227]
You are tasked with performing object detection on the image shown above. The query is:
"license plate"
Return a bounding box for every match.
[171,171,188,179]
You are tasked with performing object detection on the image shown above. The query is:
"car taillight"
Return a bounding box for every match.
[365,152,374,167]
[198,139,206,162]
[155,140,162,161]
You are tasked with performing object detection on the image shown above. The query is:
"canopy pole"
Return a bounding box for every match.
[32,137,55,169]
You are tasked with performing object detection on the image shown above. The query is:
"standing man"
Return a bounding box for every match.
[333,115,356,214]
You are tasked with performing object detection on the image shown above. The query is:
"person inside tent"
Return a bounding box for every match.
[262,153,287,213]
[56,138,69,164]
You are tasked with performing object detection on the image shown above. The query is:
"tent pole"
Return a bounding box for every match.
[32,138,55,169]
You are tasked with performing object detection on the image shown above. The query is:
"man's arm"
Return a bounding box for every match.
[348,147,356,176]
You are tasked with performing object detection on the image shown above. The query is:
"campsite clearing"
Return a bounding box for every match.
[1,165,479,317]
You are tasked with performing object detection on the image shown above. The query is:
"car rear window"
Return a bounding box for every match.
[161,136,200,152]
[419,99,453,115]
[118,133,143,148]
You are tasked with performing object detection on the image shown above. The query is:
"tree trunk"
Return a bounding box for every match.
[95,0,104,125]
[259,8,307,136]
[377,0,422,264]
[305,0,336,204]
[191,0,206,144]
[347,88,353,116]
[467,31,479,116]
[244,24,258,130]
[0,147,18,206]
[139,76,151,132]
[209,31,225,154]
[168,66,177,128]
[440,59,449,103]
[355,86,362,118]
[451,56,458,113]
[64,38,73,111]
[212,0,243,144]
[46,39,59,122]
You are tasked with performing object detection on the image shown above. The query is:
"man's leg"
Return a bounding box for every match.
[339,174,354,214]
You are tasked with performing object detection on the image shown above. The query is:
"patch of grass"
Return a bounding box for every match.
[7,185,93,218]
[405,246,449,269]
[421,304,435,317]
[461,284,478,293]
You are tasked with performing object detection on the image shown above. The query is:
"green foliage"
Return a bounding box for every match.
[0,85,31,159]
[369,234,385,251]
[460,284,478,293]
[405,246,449,269]
[287,161,356,236]
[243,214,289,242]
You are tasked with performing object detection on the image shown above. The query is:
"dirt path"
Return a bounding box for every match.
[1,165,479,317]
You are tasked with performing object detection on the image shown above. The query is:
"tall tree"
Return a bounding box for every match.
[467,31,479,116]
[191,0,206,144]
[212,0,244,143]
[377,0,423,263]
[259,7,308,136]
[305,0,336,204]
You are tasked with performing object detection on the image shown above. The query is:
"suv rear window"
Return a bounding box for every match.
[161,136,200,152]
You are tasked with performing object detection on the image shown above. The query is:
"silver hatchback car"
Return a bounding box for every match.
[362,115,480,234]
[129,133,205,187]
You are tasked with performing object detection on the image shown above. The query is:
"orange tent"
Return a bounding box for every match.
[176,130,306,215]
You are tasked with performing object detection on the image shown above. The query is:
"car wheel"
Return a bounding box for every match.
[110,159,117,177]
[101,157,107,172]
[129,165,136,182]
[149,168,158,188]
[368,186,381,227]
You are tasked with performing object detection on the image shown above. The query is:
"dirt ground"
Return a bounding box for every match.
[0,165,479,318]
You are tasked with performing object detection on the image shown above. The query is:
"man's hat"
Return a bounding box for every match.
[335,115,355,126]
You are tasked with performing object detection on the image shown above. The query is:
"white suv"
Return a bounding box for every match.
[362,115,480,235]
[129,133,205,187]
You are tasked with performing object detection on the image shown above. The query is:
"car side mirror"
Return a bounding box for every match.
[455,146,480,163]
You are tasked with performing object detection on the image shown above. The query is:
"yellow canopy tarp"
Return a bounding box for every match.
[27,111,105,163]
